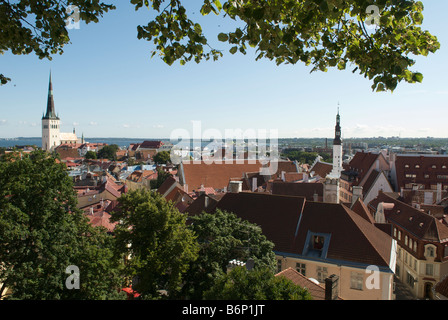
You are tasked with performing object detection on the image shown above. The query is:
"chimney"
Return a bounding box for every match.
[313,192,318,202]
[89,206,94,215]
[204,196,209,209]
[352,186,363,206]
[437,183,442,203]
[375,159,380,171]
[252,177,257,192]
[229,181,243,193]
[184,184,189,193]
[400,187,404,198]
[281,171,286,181]
[325,274,339,300]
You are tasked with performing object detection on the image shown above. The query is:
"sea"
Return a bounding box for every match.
[0,138,267,149]
[0,137,169,149]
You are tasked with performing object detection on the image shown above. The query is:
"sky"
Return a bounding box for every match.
[1,1,448,140]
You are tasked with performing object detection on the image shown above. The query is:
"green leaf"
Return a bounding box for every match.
[229,46,238,54]
[217,33,229,42]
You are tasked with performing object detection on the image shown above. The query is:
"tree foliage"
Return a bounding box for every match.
[0,151,125,299]
[203,266,312,300]
[110,189,199,299]
[153,151,171,164]
[97,144,119,160]
[84,150,97,159]
[134,0,439,92]
[1,1,439,92]
[0,0,114,84]
[182,209,276,299]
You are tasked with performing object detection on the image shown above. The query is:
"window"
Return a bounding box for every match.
[426,246,435,258]
[413,241,418,252]
[398,231,402,240]
[394,228,397,238]
[414,259,417,271]
[443,166,447,169]
[296,263,306,276]
[405,174,417,178]
[405,164,410,168]
[350,272,364,291]
[432,165,437,169]
[405,235,408,246]
[415,165,420,169]
[406,272,415,288]
[316,266,328,283]
[445,246,448,258]
[426,264,434,276]
[437,175,448,180]
[313,235,325,250]
[303,231,331,259]
[425,174,430,179]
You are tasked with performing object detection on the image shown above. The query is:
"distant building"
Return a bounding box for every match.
[41,73,78,151]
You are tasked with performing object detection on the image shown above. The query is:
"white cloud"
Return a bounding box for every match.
[0,120,7,125]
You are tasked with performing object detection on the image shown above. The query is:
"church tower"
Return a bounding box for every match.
[324,108,343,203]
[329,108,343,178]
[41,72,61,151]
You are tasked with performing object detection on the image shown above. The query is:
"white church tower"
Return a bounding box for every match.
[42,72,61,151]
[324,109,343,203]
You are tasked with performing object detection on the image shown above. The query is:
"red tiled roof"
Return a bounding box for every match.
[181,161,265,191]
[348,152,380,183]
[215,192,393,268]
[395,154,448,190]
[368,192,448,242]
[275,268,342,300]
[140,140,164,149]
[309,161,332,178]
[271,181,323,201]
[434,274,448,299]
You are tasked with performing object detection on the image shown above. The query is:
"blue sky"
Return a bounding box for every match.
[1,1,447,139]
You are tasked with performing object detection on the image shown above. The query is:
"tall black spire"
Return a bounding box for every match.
[333,107,341,146]
[42,72,59,120]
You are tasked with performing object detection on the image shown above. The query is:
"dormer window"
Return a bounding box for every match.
[415,165,420,169]
[443,166,447,169]
[405,165,410,168]
[313,235,325,250]
[303,231,331,259]
[432,165,437,169]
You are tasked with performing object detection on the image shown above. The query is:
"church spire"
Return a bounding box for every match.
[43,71,59,120]
[333,105,341,146]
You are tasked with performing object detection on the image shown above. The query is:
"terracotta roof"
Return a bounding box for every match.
[275,268,342,300]
[156,175,179,196]
[395,154,448,190]
[181,161,264,191]
[348,152,380,183]
[139,140,163,149]
[271,181,323,201]
[214,192,394,268]
[434,274,448,299]
[309,161,332,179]
[368,192,448,242]
[348,198,376,224]
[184,193,221,215]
